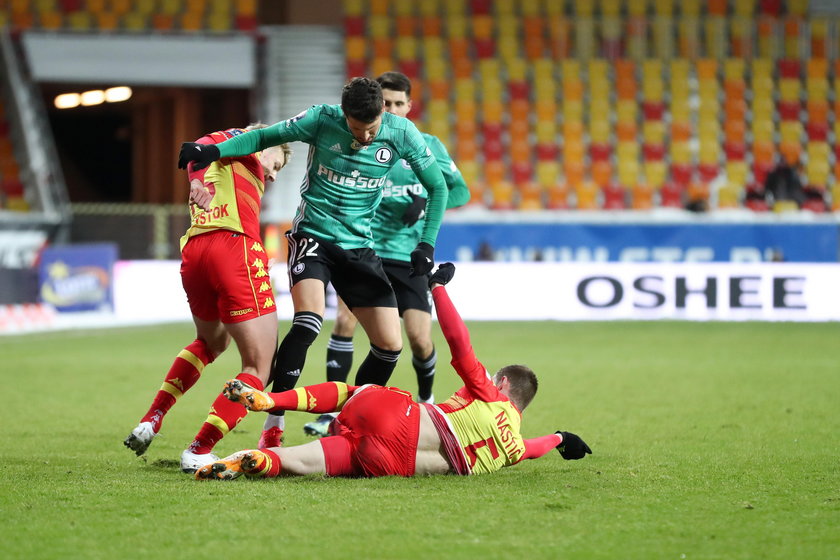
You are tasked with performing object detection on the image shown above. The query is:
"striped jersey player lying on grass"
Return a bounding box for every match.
[196,263,591,480]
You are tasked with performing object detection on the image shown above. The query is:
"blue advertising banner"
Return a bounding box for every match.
[38,243,118,312]
[435,223,840,263]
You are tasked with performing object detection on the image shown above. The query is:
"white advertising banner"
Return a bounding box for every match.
[5,261,838,334]
[109,261,840,324]
[440,263,839,322]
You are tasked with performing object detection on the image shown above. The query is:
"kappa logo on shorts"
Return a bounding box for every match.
[375,147,393,163]
[293,263,306,275]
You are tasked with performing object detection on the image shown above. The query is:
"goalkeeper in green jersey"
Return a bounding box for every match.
[307,72,470,437]
[178,77,448,457]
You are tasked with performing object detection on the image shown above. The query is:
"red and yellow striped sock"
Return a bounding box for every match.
[265,382,356,414]
[141,339,213,431]
[247,449,282,478]
[189,373,263,455]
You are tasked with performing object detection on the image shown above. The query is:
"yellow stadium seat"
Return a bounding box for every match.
[534,100,556,121]
[562,100,584,121]
[779,121,803,143]
[533,59,554,80]
[644,161,667,188]
[343,0,364,16]
[422,37,444,59]
[653,0,673,15]
[617,142,639,160]
[698,143,720,165]
[717,184,742,209]
[67,11,93,29]
[617,161,640,188]
[396,37,417,61]
[642,121,666,145]
[447,15,467,38]
[535,121,557,144]
[670,141,692,164]
[536,161,560,187]
[394,0,414,17]
[615,100,637,122]
[725,161,749,186]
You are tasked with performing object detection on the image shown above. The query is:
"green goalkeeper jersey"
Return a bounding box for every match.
[214,104,447,250]
[372,133,470,261]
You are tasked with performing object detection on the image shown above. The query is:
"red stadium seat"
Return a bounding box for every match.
[723,142,747,161]
[642,143,665,161]
[602,183,626,210]
[778,59,801,79]
[777,101,801,121]
[698,163,719,182]
[806,122,829,142]
[659,182,684,208]
[536,143,558,161]
[508,81,529,100]
[399,60,421,78]
[670,163,694,186]
[511,162,532,184]
[346,60,367,78]
[589,143,611,162]
[483,140,504,161]
[470,0,492,15]
[482,123,503,143]
[474,38,495,58]
[641,101,665,121]
[344,16,365,36]
[759,0,781,16]
[752,161,774,185]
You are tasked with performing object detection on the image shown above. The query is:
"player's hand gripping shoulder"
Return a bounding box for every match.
[410,242,435,277]
[178,142,220,171]
[428,262,455,287]
[555,431,592,460]
[402,192,427,227]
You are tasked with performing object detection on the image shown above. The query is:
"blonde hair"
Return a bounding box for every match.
[246,122,292,166]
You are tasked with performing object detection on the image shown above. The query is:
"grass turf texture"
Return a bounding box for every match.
[1,321,838,559]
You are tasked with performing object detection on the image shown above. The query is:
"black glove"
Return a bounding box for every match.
[429,262,455,287]
[178,142,220,171]
[401,192,427,227]
[556,431,592,460]
[409,242,434,277]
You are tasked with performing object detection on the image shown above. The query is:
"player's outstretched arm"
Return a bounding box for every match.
[520,431,592,461]
[429,263,473,360]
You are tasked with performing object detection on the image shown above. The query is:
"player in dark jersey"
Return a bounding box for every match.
[178,78,449,462]
[195,263,591,480]
[307,72,470,437]
[125,124,291,472]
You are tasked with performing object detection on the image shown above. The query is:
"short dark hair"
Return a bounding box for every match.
[495,365,538,411]
[376,71,412,98]
[341,77,384,123]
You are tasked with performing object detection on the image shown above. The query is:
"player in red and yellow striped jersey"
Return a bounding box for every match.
[195,263,591,481]
[124,124,292,473]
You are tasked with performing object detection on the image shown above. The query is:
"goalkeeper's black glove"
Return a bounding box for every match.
[401,192,427,227]
[429,262,455,287]
[178,142,220,171]
[409,242,435,277]
[556,431,592,460]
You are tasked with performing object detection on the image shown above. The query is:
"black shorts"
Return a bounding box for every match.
[286,231,397,309]
[382,259,432,316]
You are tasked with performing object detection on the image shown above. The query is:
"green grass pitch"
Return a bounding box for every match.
[1,320,838,559]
